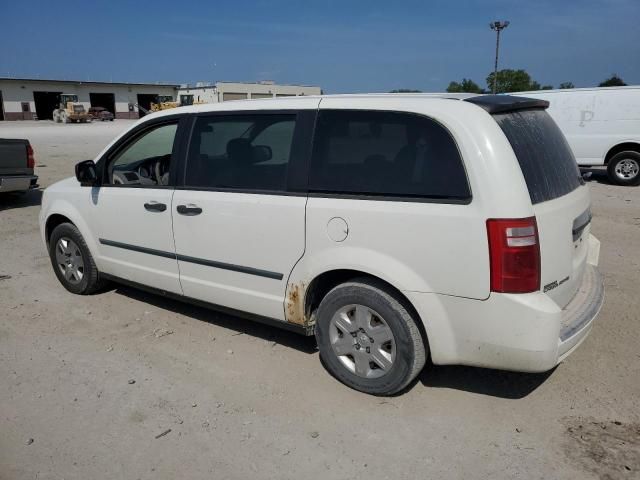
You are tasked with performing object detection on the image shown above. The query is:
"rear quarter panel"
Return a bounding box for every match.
[289,97,535,301]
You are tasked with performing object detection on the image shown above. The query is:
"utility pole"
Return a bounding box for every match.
[490,20,509,94]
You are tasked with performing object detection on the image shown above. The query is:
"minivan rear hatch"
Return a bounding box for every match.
[470,96,590,309]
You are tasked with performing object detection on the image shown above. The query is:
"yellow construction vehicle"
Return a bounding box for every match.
[150,95,180,112]
[52,94,92,123]
[149,95,206,113]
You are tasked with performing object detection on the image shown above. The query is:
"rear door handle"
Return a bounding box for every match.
[144,201,167,212]
[176,204,202,216]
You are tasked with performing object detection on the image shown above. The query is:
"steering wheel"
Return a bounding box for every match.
[137,164,151,179]
[154,154,171,185]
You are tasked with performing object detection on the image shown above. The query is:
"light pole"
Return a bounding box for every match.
[490,20,509,94]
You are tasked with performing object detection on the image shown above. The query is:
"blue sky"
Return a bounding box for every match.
[1,0,638,92]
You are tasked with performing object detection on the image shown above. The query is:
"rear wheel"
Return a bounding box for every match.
[48,223,105,295]
[315,278,427,395]
[607,151,640,186]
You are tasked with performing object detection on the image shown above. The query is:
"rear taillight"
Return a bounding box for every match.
[27,144,35,169]
[487,217,540,293]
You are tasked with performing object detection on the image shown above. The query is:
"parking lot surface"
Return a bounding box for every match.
[1,120,639,479]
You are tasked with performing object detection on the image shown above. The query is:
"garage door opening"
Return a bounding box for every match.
[222,92,248,102]
[33,91,62,120]
[89,93,115,115]
[136,94,157,117]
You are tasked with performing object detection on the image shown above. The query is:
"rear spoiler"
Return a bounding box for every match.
[464,95,550,114]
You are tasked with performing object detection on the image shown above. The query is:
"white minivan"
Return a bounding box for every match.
[40,94,604,395]
[514,86,640,185]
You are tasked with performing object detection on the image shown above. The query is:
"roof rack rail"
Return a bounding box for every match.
[464,94,549,114]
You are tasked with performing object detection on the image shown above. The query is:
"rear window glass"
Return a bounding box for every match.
[493,109,582,204]
[309,110,470,201]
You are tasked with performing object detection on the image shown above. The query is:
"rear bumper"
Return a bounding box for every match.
[557,264,604,360]
[0,175,38,193]
[407,235,604,372]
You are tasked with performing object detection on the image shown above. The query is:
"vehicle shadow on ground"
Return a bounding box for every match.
[580,167,614,185]
[0,189,43,211]
[111,284,318,354]
[419,362,555,399]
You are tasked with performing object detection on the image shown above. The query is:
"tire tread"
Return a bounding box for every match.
[49,223,106,295]
[316,277,427,395]
[607,151,640,186]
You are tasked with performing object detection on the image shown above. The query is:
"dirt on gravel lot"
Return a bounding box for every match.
[1,120,639,480]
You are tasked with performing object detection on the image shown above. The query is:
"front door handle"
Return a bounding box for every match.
[176,204,203,216]
[144,201,167,212]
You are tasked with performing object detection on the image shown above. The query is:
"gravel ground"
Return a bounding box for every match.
[1,120,639,480]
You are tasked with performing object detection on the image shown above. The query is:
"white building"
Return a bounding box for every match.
[0,78,323,121]
[0,77,179,121]
[178,81,322,105]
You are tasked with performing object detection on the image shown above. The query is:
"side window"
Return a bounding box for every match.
[185,114,296,191]
[108,122,177,186]
[309,110,470,200]
[251,119,296,165]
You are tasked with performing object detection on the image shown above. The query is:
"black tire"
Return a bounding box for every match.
[607,151,640,186]
[48,223,106,295]
[315,278,427,395]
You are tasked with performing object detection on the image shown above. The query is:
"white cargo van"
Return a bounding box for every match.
[515,87,640,185]
[39,94,604,395]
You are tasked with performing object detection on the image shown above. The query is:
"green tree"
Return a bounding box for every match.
[486,69,544,93]
[446,78,483,93]
[389,89,422,93]
[598,74,626,87]
[559,82,575,89]
[530,82,554,90]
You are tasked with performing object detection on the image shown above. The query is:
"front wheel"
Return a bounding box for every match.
[607,151,640,186]
[315,278,427,395]
[48,223,106,295]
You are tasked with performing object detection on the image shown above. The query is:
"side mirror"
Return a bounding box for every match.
[75,160,98,186]
[252,145,273,163]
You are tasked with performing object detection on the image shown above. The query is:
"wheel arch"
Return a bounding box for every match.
[604,142,640,164]
[299,269,429,349]
[45,213,75,246]
[42,199,99,261]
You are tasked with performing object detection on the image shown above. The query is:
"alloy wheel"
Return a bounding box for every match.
[614,158,639,181]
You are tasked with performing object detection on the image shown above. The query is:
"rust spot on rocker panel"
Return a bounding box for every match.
[286,282,309,326]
